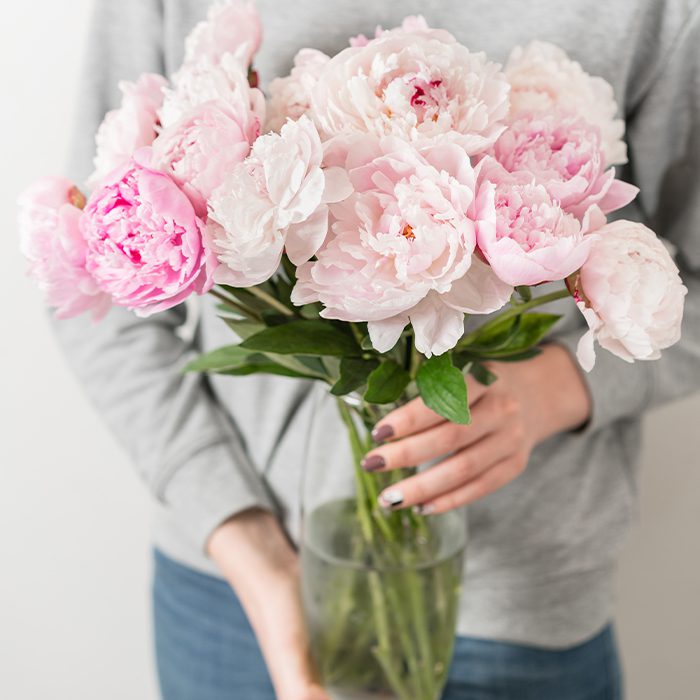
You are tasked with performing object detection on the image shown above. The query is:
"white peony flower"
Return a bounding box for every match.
[89,74,167,186]
[310,29,510,155]
[266,49,331,132]
[505,41,627,166]
[159,53,265,129]
[207,116,352,287]
[183,0,262,70]
[571,220,687,371]
[292,136,512,357]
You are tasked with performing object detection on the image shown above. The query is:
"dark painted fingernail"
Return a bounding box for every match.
[362,455,386,472]
[379,489,404,509]
[413,504,436,516]
[372,424,394,443]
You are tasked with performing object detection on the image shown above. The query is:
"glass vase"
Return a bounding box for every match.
[300,396,467,700]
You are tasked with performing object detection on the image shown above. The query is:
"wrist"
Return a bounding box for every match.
[208,508,297,599]
[532,344,592,439]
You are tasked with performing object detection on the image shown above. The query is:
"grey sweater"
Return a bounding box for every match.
[55,0,700,647]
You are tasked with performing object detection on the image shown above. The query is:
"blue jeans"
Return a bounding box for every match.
[153,550,623,699]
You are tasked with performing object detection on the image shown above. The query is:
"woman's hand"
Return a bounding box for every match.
[362,344,592,514]
[208,509,330,700]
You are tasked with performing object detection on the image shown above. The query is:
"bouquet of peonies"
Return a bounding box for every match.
[19,2,687,698]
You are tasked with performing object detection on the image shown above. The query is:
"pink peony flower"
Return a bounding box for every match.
[292,137,512,357]
[18,177,111,320]
[81,149,213,316]
[159,53,265,130]
[89,74,167,186]
[570,220,687,371]
[310,29,510,155]
[207,116,352,287]
[266,49,330,132]
[476,161,595,286]
[183,0,262,69]
[350,15,456,47]
[152,99,260,217]
[505,41,627,166]
[491,111,637,220]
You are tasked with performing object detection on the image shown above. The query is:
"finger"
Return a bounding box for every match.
[362,397,502,472]
[377,432,515,510]
[419,456,526,514]
[371,373,490,443]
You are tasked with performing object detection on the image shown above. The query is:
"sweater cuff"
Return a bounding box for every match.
[551,329,657,434]
[155,435,276,555]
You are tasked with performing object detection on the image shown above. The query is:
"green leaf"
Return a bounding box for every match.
[468,361,499,386]
[223,318,265,341]
[331,357,380,397]
[183,346,256,373]
[459,313,561,358]
[184,344,327,380]
[487,348,543,362]
[221,356,318,380]
[416,354,470,424]
[241,320,360,357]
[364,360,411,404]
[261,311,290,327]
[460,315,522,351]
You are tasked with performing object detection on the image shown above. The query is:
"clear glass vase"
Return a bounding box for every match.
[300,395,467,700]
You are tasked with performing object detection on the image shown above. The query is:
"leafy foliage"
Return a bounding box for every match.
[331,357,380,397]
[241,320,360,357]
[416,355,471,424]
[364,360,411,404]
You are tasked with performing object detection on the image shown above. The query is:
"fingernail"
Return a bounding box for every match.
[413,504,436,516]
[379,489,404,509]
[372,424,394,443]
[362,455,386,472]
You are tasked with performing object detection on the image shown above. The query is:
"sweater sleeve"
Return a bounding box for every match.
[554,7,700,433]
[52,0,275,552]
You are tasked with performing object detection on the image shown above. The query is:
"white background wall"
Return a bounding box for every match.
[1,2,698,699]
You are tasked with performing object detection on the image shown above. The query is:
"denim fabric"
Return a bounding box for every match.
[153,550,623,700]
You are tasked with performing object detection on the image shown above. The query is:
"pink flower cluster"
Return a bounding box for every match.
[20,0,262,316]
[19,4,685,368]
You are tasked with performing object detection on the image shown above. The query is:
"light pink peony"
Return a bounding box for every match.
[183,0,262,69]
[266,49,330,132]
[476,160,596,286]
[292,137,512,357]
[350,15,456,47]
[207,117,352,287]
[310,29,510,155]
[18,177,111,320]
[152,99,260,217]
[159,53,265,130]
[81,149,213,316]
[491,111,637,220]
[570,220,687,371]
[505,41,627,166]
[89,74,167,186]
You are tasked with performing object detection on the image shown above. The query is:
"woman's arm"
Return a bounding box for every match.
[58,4,328,695]
[56,0,275,558]
[209,511,329,700]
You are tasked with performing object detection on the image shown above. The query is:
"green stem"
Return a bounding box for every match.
[209,288,260,321]
[409,336,421,380]
[457,287,570,348]
[350,322,366,348]
[247,284,295,317]
[336,400,375,545]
